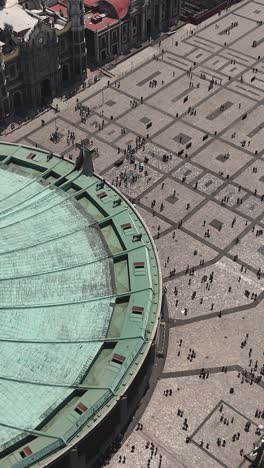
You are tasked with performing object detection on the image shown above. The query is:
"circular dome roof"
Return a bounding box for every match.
[0,142,161,468]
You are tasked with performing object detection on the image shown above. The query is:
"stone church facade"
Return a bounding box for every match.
[0,0,181,124]
[0,0,87,124]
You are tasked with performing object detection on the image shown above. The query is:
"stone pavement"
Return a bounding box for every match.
[2,1,264,466]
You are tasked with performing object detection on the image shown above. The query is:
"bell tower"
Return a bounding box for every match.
[67,0,87,80]
[0,46,10,123]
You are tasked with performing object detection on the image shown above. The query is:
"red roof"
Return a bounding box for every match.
[104,0,129,19]
[84,13,118,31]
[83,0,99,7]
[49,3,68,16]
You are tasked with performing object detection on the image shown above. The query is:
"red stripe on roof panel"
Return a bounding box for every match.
[134,262,145,268]
[112,353,126,363]
[26,153,35,159]
[78,402,88,413]
[132,306,144,313]
[24,447,32,457]
[97,191,107,198]
[104,0,129,19]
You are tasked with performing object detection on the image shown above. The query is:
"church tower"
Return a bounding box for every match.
[0,45,10,123]
[67,0,87,81]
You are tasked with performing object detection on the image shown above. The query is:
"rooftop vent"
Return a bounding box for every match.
[112,353,126,364]
[132,306,144,315]
[91,15,102,24]
[121,223,132,230]
[97,191,107,199]
[26,153,36,160]
[20,446,32,459]
[74,402,88,415]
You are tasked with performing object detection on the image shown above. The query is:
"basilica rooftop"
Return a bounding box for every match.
[0,141,161,467]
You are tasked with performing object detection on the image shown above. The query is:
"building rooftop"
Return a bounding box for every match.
[0,0,67,40]
[0,0,38,36]
[0,142,161,468]
[48,2,68,16]
[84,12,118,31]
[104,0,130,19]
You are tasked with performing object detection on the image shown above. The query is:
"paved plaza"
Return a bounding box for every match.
[2,0,264,466]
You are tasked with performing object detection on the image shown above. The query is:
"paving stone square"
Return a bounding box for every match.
[184,35,220,54]
[197,13,256,47]
[192,64,229,86]
[173,41,196,57]
[142,180,204,223]
[214,184,248,208]
[229,225,264,270]
[29,118,87,155]
[183,88,255,134]
[147,74,218,118]
[116,104,174,138]
[137,143,182,171]
[183,200,247,249]
[109,430,176,468]
[104,157,162,198]
[227,79,262,102]
[164,301,263,373]
[185,47,214,63]
[203,55,230,71]
[152,120,208,155]
[156,229,217,277]
[220,48,255,68]
[136,373,263,468]
[166,256,264,320]
[234,159,264,194]
[192,173,224,194]
[220,61,246,78]
[82,87,131,120]
[236,195,264,219]
[192,401,259,468]
[163,51,192,71]
[236,1,264,22]
[173,162,203,183]
[231,26,264,59]
[192,140,253,177]
[136,206,172,237]
[118,60,182,99]
[54,106,87,127]
[108,131,138,150]
[95,123,125,143]
[222,104,264,155]
[77,113,108,134]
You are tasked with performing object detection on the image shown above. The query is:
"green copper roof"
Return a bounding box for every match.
[0,142,161,468]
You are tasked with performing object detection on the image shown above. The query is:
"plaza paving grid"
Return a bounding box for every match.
[2,0,264,466]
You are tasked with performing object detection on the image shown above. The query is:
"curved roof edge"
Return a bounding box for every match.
[104,0,129,19]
